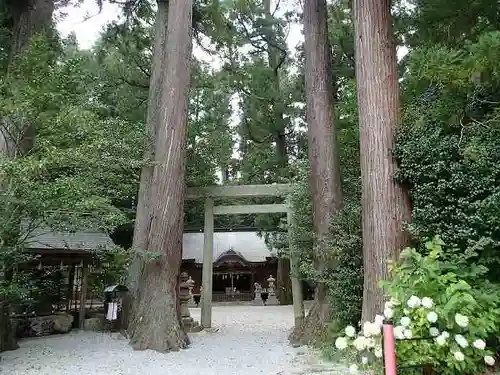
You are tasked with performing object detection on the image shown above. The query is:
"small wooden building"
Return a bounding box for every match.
[181,231,278,302]
[23,225,115,328]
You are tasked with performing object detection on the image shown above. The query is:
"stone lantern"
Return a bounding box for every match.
[266,275,279,305]
[179,272,201,332]
[186,276,195,306]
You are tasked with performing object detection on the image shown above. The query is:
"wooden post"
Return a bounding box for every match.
[66,264,75,313]
[201,197,214,328]
[78,262,88,330]
[287,203,304,329]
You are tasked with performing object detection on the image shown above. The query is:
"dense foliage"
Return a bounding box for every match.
[0,33,144,303]
[0,0,499,369]
[396,32,500,281]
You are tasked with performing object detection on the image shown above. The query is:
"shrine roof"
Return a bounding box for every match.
[22,222,114,252]
[182,231,276,263]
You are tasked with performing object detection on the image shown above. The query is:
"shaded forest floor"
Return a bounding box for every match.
[0,305,346,375]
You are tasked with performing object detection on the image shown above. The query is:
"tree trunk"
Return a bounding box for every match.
[262,0,293,305]
[9,0,54,62]
[127,0,193,352]
[353,0,412,322]
[291,0,343,344]
[125,0,169,318]
[0,298,18,353]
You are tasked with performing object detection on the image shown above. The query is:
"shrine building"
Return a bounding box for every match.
[181,231,278,302]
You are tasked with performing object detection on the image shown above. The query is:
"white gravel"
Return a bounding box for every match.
[0,305,346,375]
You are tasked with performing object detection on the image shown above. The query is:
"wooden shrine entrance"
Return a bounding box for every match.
[185,184,305,328]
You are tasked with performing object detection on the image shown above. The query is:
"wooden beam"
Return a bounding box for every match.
[201,198,214,328]
[78,262,88,329]
[287,203,304,329]
[214,204,287,215]
[186,184,293,199]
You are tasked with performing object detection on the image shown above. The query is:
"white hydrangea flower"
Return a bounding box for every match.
[335,337,348,350]
[353,336,368,351]
[374,347,383,358]
[394,325,405,340]
[454,334,468,348]
[384,308,393,319]
[436,335,447,346]
[361,357,368,365]
[375,314,384,326]
[400,316,411,327]
[454,351,465,362]
[362,322,372,337]
[349,364,359,373]
[472,339,486,350]
[407,296,421,308]
[455,313,469,328]
[427,311,438,323]
[366,338,376,349]
[484,355,495,366]
[441,331,450,339]
[345,325,356,337]
[403,329,413,339]
[421,297,434,308]
[362,322,381,337]
[429,327,440,337]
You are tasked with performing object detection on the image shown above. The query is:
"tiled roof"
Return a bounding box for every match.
[182,232,276,263]
[24,226,114,251]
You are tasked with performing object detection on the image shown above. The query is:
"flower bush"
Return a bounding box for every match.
[332,237,500,374]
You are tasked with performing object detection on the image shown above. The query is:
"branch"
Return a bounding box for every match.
[118,75,149,89]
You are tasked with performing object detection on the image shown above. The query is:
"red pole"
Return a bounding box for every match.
[383,320,397,375]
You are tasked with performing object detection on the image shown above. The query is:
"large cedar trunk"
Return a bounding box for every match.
[353,0,412,322]
[262,0,293,305]
[127,0,193,352]
[9,0,54,61]
[291,0,343,344]
[124,0,169,326]
[0,298,18,352]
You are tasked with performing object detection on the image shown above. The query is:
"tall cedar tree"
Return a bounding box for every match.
[291,0,343,344]
[353,0,412,321]
[127,0,193,352]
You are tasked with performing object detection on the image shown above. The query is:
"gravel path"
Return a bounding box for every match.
[0,305,346,375]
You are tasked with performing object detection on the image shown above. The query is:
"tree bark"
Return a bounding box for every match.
[9,0,54,62]
[262,0,292,305]
[126,0,169,306]
[0,298,18,353]
[127,0,193,352]
[353,0,412,322]
[291,0,343,344]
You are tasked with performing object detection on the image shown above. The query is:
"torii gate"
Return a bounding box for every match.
[185,184,304,329]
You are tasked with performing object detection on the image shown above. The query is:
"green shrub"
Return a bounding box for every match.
[330,237,500,375]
